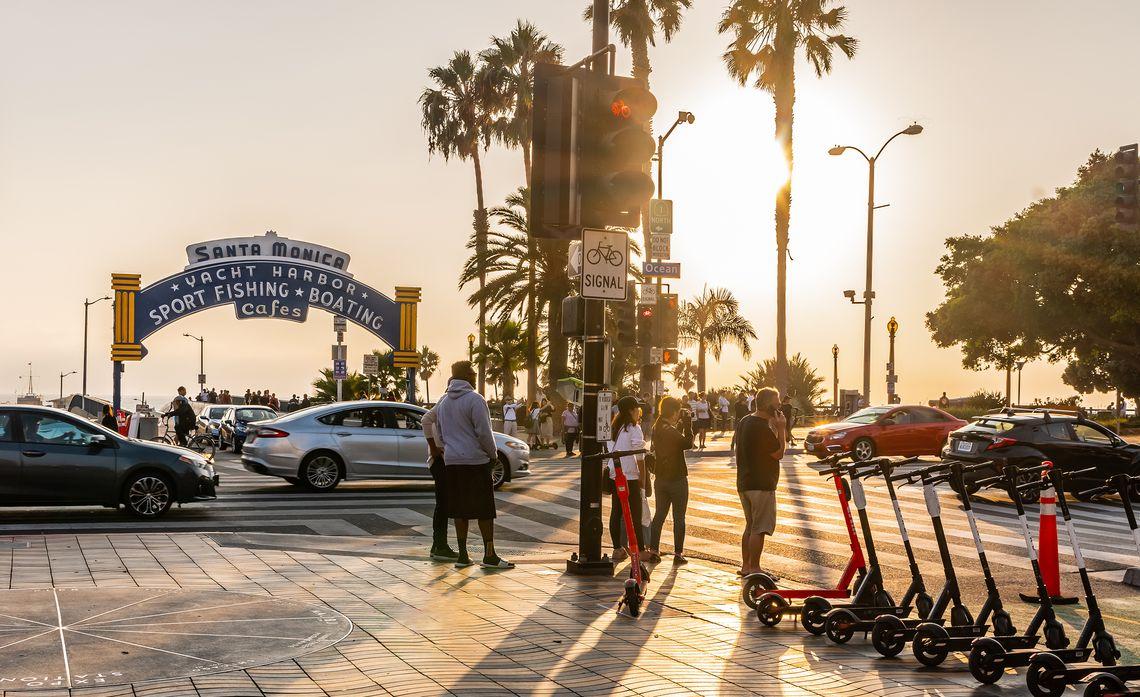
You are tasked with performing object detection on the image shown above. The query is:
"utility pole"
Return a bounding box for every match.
[1016,360,1027,405]
[82,296,110,397]
[832,344,839,409]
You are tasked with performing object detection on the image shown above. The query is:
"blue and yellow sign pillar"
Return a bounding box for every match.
[394,287,422,403]
[110,274,143,411]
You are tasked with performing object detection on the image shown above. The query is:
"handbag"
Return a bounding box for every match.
[644,450,657,475]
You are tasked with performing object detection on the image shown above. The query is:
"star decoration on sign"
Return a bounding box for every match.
[170,283,180,291]
[295,289,304,296]
[361,292,368,299]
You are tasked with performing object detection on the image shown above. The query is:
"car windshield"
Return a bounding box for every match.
[207,407,227,419]
[236,409,276,422]
[845,407,891,424]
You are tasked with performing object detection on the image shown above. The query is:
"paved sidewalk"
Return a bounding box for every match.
[0,533,1041,696]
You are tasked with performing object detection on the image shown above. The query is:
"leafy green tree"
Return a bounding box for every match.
[678,287,757,392]
[419,346,441,403]
[737,352,825,414]
[311,369,370,404]
[926,151,1140,408]
[420,50,510,395]
[473,319,529,401]
[718,0,857,395]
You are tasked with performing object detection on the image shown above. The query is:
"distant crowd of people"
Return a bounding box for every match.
[193,386,312,412]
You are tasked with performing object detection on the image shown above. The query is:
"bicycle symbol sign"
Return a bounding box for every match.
[581,228,629,300]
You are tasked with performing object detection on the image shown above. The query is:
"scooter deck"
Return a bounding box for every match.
[932,633,1039,652]
[1054,663,1140,684]
[854,617,946,633]
[995,646,1093,670]
[843,605,912,621]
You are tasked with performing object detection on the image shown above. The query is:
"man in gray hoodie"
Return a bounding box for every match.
[435,361,514,569]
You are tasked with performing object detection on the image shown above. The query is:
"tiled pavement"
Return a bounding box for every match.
[0,533,1041,696]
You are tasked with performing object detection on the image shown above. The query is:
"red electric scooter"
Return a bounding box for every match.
[588,448,651,617]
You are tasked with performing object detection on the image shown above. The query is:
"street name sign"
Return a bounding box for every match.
[650,233,671,260]
[638,283,658,306]
[597,389,613,441]
[581,228,628,300]
[363,353,379,377]
[648,199,673,235]
[642,261,681,278]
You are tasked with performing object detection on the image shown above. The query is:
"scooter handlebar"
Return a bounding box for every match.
[1061,467,1098,479]
[1077,484,1113,499]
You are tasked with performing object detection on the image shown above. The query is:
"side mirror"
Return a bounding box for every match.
[89,434,108,447]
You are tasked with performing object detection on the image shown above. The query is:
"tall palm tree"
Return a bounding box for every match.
[419,346,441,404]
[718,1,857,395]
[473,319,529,400]
[678,286,757,392]
[420,50,510,395]
[483,22,564,404]
[668,358,698,393]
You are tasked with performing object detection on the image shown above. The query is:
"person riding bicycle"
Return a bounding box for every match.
[163,386,196,446]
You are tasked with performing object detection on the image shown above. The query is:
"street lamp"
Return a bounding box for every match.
[656,110,695,199]
[82,296,111,397]
[831,344,839,410]
[830,123,923,405]
[886,317,899,404]
[1016,360,1027,405]
[183,334,205,397]
[467,333,476,363]
[59,370,76,400]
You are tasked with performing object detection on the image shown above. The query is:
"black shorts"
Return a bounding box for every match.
[444,463,497,520]
[697,418,711,429]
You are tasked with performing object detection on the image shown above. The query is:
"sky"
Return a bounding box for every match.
[2,0,1138,409]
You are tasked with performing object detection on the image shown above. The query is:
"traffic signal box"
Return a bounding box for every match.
[615,299,637,344]
[658,293,679,347]
[636,304,655,345]
[530,63,657,239]
[1116,144,1138,230]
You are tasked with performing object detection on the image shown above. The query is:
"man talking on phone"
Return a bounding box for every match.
[735,387,787,576]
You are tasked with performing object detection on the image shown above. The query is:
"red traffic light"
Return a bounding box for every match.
[611,99,631,119]
[608,88,657,124]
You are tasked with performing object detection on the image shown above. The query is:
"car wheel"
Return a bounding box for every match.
[492,455,508,490]
[123,472,174,518]
[300,453,342,492]
[852,438,876,461]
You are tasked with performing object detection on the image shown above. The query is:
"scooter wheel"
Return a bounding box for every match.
[1044,619,1069,650]
[969,638,1007,684]
[1026,653,1067,697]
[872,589,895,608]
[623,579,641,618]
[912,624,950,667]
[915,592,935,620]
[639,562,651,586]
[871,614,906,657]
[801,597,831,636]
[992,609,1016,636]
[1093,635,1120,664]
[825,609,857,645]
[741,574,774,609]
[755,593,788,628]
[1083,672,1126,697]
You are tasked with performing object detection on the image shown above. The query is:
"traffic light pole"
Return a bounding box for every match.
[567,0,616,577]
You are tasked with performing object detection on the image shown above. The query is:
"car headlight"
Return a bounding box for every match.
[180,455,214,476]
[829,431,847,440]
[505,441,529,451]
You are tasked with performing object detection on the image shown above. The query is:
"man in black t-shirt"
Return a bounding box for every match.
[736,387,787,576]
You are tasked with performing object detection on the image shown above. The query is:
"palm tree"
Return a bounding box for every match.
[420,50,511,395]
[473,319,529,400]
[483,22,564,405]
[738,352,826,414]
[419,346,441,403]
[311,369,370,404]
[668,358,697,393]
[362,350,406,400]
[678,286,757,392]
[718,0,857,395]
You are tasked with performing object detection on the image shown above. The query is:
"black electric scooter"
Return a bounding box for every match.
[1014,466,1121,697]
[873,459,1018,661]
[968,463,1073,684]
[1082,473,1140,565]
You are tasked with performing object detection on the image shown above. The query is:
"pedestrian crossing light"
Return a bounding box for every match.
[1115,143,1138,230]
[636,304,655,346]
[579,72,657,229]
[661,347,678,365]
[657,293,679,347]
[615,300,637,344]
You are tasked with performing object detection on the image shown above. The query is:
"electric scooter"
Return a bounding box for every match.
[892,459,1019,664]
[1012,466,1121,697]
[821,457,943,644]
[586,448,650,617]
[746,453,887,632]
[968,463,1073,684]
[1081,473,1140,563]
[1083,671,1140,697]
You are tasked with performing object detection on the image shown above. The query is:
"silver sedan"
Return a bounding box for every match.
[239,400,531,492]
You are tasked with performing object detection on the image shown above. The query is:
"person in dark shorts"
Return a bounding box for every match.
[736,387,787,576]
[435,361,514,570]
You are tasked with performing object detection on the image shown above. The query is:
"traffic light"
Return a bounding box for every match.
[561,295,585,337]
[615,300,636,344]
[636,304,655,346]
[661,348,678,365]
[578,71,657,229]
[1116,144,1138,230]
[530,63,580,240]
[658,293,679,347]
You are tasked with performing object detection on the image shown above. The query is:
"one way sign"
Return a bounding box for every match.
[648,199,672,235]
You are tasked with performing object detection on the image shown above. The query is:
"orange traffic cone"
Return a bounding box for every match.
[1021,462,1078,604]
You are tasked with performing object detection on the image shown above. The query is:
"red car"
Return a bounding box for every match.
[805,405,966,461]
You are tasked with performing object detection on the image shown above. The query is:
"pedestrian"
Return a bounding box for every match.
[527,401,541,448]
[420,403,459,563]
[647,396,694,565]
[736,387,787,577]
[197,386,208,402]
[606,395,648,564]
[938,391,950,410]
[244,389,253,405]
[269,393,280,411]
[501,398,520,438]
[561,403,579,457]
[163,386,196,446]
[435,361,514,569]
[718,391,731,437]
[538,398,555,448]
[207,387,218,403]
[300,393,311,409]
[693,392,711,450]
[100,404,118,431]
[780,393,797,446]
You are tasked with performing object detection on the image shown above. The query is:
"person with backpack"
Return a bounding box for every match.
[163,386,196,446]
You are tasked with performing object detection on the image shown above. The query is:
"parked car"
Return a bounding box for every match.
[943,409,1140,501]
[219,406,279,454]
[197,405,230,441]
[0,405,218,518]
[239,400,530,491]
[805,405,966,461]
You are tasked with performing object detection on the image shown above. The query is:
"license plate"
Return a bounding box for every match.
[805,442,814,451]
[954,440,973,453]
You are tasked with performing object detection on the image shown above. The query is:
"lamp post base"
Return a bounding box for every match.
[566,554,615,576]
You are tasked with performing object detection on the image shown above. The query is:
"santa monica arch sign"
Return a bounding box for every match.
[110,231,422,408]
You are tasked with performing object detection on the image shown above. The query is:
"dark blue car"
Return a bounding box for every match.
[219,406,278,454]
